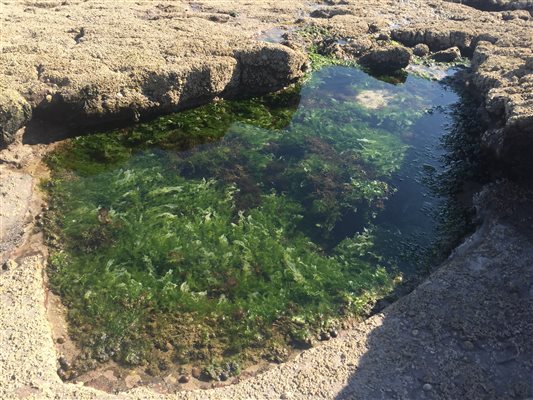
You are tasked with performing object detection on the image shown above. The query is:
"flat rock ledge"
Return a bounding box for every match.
[1,1,532,399]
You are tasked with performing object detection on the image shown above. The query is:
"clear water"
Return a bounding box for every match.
[45,66,472,378]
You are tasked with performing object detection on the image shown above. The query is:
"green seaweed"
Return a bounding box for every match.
[44,66,465,378]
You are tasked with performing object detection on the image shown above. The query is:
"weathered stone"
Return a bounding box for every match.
[359,46,411,73]
[431,46,462,62]
[413,43,430,57]
[0,90,31,147]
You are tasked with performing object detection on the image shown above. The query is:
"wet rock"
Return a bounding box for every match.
[319,331,331,341]
[359,46,411,74]
[431,46,461,62]
[178,374,190,383]
[413,43,430,57]
[329,329,338,338]
[0,89,32,147]
[423,383,433,391]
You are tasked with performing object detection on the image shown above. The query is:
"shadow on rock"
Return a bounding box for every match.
[335,181,533,400]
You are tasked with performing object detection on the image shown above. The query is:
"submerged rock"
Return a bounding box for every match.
[355,89,394,109]
[359,46,412,74]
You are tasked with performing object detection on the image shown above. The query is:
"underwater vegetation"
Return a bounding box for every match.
[44,66,479,380]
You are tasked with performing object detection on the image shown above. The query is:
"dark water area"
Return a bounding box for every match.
[44,65,485,378]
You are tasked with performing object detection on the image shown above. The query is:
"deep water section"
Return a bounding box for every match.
[44,66,479,380]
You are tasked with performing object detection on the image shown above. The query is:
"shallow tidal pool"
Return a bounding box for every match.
[44,66,482,382]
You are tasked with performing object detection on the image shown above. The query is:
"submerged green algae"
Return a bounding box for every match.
[44,66,470,379]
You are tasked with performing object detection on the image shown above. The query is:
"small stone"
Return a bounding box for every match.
[281,392,293,400]
[219,372,229,381]
[413,43,430,57]
[56,337,65,344]
[191,367,201,379]
[165,342,173,352]
[377,32,390,41]
[423,383,432,391]
[319,331,331,341]
[411,329,419,336]
[45,94,53,102]
[178,374,190,384]
[329,329,338,338]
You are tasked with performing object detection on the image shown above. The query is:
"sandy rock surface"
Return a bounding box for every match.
[1,1,533,399]
[1,0,531,167]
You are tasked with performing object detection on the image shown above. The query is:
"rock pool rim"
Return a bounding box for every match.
[40,64,489,392]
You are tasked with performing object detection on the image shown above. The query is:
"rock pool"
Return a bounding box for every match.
[43,65,484,383]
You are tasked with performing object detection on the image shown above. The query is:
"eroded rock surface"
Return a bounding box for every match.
[1,1,533,399]
[0,1,308,145]
[1,0,532,173]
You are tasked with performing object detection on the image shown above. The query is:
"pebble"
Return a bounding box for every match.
[329,329,338,338]
[56,337,65,344]
[45,94,52,102]
[319,331,331,341]
[178,374,190,384]
[423,383,432,391]
[219,372,229,381]
[411,329,419,336]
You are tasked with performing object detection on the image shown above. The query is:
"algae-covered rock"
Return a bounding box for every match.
[0,89,31,146]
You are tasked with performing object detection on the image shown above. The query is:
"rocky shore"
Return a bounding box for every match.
[1,0,532,399]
